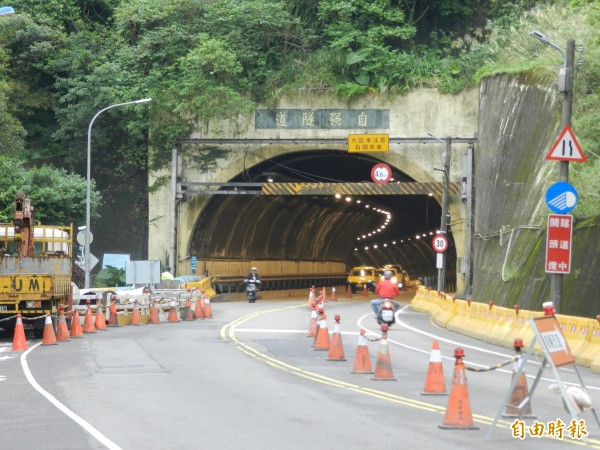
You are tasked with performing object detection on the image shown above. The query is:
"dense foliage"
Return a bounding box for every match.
[0,0,598,219]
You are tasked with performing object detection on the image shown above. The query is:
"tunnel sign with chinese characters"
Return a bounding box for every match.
[545,214,573,274]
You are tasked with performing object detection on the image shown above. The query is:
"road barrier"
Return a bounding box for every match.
[411,286,600,373]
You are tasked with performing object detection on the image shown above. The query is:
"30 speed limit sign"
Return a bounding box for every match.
[432,234,448,253]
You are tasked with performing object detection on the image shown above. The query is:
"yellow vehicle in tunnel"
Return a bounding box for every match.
[346,266,377,294]
[377,265,410,291]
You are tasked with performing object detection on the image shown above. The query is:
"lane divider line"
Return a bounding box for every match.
[220,305,528,434]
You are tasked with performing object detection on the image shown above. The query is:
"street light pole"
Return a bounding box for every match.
[530,31,575,313]
[428,132,451,292]
[85,98,152,289]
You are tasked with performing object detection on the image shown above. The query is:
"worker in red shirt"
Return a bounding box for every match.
[371,270,401,324]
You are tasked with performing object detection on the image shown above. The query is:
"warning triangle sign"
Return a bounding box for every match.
[546,125,587,162]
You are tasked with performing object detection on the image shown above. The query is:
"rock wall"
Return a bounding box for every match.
[472,73,598,317]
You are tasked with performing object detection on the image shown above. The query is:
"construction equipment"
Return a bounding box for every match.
[0,195,73,338]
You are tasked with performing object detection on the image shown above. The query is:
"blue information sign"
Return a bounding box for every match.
[191,256,197,274]
[545,182,578,214]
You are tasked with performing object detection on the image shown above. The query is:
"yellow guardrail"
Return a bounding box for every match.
[411,286,600,373]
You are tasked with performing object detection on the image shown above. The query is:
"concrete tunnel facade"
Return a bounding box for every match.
[148,88,479,294]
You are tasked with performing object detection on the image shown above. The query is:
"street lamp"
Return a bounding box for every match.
[427,132,451,292]
[530,30,575,313]
[85,98,152,288]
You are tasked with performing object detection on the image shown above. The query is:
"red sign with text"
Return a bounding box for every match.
[545,214,573,274]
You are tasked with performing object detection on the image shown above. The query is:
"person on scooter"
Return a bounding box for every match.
[244,267,261,302]
[371,270,401,325]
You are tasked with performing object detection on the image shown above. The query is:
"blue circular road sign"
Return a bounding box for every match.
[546,181,578,214]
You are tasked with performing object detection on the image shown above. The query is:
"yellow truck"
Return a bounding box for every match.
[0,195,73,338]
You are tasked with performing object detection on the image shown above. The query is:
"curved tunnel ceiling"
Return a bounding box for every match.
[190,150,451,276]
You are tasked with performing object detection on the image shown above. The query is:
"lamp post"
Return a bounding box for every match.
[85,98,152,288]
[427,132,451,292]
[530,30,575,313]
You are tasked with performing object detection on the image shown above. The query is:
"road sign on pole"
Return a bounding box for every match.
[546,125,586,162]
[432,234,448,253]
[545,181,578,214]
[370,163,392,185]
[545,214,573,274]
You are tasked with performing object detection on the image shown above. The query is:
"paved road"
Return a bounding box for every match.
[2,292,600,449]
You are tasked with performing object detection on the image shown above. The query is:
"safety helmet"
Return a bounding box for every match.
[251,267,257,272]
[383,270,393,279]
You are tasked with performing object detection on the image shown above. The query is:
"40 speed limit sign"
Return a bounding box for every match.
[432,234,448,253]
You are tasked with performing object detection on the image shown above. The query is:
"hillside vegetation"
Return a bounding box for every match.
[0,0,597,224]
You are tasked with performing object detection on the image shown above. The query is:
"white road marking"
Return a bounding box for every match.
[21,342,123,450]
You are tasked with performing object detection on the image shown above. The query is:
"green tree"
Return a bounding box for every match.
[0,155,101,225]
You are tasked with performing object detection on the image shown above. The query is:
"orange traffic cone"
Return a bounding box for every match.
[312,304,324,347]
[503,339,535,418]
[203,295,212,319]
[307,286,315,308]
[439,348,478,429]
[95,304,107,331]
[149,300,161,324]
[42,313,58,345]
[350,329,373,374]
[194,295,205,320]
[345,284,352,298]
[183,298,194,321]
[330,287,338,302]
[167,299,179,322]
[56,306,70,342]
[108,298,118,327]
[130,300,142,325]
[70,309,84,338]
[421,341,448,395]
[362,285,368,297]
[83,301,96,333]
[313,313,330,351]
[327,315,346,361]
[322,287,327,303]
[307,306,318,337]
[371,325,396,380]
[11,314,27,351]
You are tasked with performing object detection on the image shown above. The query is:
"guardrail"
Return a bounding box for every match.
[212,273,348,294]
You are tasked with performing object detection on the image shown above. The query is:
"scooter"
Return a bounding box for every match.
[243,279,260,303]
[377,300,396,326]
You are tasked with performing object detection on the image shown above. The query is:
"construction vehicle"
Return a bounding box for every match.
[0,194,73,337]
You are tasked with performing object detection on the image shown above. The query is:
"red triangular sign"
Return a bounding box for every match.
[546,125,587,162]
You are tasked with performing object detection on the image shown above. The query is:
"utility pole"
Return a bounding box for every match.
[437,138,452,292]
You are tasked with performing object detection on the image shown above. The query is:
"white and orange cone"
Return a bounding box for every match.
[11,314,27,351]
[350,329,373,374]
[371,325,396,381]
[41,313,58,345]
[421,340,447,395]
[327,315,346,361]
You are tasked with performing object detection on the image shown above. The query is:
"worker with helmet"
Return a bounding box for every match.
[371,269,401,325]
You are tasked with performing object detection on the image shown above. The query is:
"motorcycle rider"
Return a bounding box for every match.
[371,269,401,325]
[244,267,261,302]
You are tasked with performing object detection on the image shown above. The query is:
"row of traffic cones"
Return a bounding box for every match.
[11,292,215,351]
[306,286,338,307]
[304,300,533,430]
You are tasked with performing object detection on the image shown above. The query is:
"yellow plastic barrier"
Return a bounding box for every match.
[409,294,600,373]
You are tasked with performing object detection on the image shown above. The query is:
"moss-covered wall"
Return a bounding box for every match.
[472,74,599,318]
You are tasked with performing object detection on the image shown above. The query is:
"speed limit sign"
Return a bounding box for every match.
[432,234,448,253]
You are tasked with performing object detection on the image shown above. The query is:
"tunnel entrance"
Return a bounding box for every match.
[188,150,455,289]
